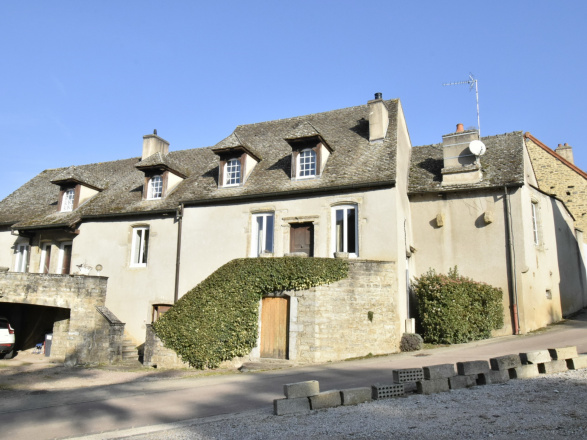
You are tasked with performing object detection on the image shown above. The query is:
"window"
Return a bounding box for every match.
[332,205,358,257]
[252,213,274,257]
[61,188,75,212]
[14,244,29,272]
[225,158,241,186]
[297,149,317,178]
[57,242,72,274]
[39,243,52,274]
[152,304,172,322]
[131,226,149,267]
[531,201,539,245]
[147,175,163,199]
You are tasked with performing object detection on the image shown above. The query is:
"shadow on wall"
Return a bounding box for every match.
[551,198,587,315]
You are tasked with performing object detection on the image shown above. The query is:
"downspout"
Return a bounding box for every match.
[173,203,184,304]
[504,186,520,335]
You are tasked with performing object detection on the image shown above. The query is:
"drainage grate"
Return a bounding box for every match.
[372,383,405,399]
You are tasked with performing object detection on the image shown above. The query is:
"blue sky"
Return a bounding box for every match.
[1,1,585,200]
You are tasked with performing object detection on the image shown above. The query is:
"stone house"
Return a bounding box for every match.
[524,133,587,243]
[0,95,585,365]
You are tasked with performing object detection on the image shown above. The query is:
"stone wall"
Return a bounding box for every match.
[144,259,400,368]
[526,135,587,240]
[0,272,124,364]
[287,260,399,363]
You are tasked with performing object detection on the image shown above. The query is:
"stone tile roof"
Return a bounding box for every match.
[1,100,399,228]
[409,131,525,194]
[134,152,188,177]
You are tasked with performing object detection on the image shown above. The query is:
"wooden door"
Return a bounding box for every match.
[260,297,289,359]
[61,244,72,274]
[290,223,314,256]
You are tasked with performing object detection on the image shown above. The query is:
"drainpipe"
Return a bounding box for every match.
[504,186,520,335]
[173,203,184,304]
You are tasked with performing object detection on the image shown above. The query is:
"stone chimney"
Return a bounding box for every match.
[368,93,389,142]
[142,130,170,159]
[555,143,574,164]
[441,123,482,186]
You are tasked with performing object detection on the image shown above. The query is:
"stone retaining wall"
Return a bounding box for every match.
[0,272,124,364]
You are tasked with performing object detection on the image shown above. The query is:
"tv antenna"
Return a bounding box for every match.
[443,73,481,137]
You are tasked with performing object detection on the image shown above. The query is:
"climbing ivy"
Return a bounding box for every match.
[153,257,348,369]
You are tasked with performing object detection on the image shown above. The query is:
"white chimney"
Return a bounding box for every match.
[142,130,170,159]
[368,93,389,142]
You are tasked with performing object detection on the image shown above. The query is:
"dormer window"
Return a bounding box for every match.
[61,188,76,212]
[212,140,260,189]
[225,158,242,186]
[147,175,163,199]
[285,132,332,181]
[297,149,317,178]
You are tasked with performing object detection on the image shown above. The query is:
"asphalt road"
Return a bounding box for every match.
[2,310,587,440]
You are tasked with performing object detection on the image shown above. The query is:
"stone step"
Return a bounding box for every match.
[240,359,294,372]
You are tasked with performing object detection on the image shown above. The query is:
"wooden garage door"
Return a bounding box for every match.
[260,297,289,359]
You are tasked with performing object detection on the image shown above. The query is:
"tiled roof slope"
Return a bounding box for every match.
[409,131,525,193]
[1,100,399,228]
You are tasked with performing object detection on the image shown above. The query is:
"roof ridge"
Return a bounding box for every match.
[234,99,398,130]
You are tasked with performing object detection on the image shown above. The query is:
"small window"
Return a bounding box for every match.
[531,202,539,245]
[147,175,163,199]
[297,149,317,178]
[57,242,73,274]
[14,244,29,272]
[252,213,274,257]
[131,226,149,267]
[39,243,52,274]
[61,188,75,212]
[225,158,241,186]
[152,304,172,322]
[332,205,358,257]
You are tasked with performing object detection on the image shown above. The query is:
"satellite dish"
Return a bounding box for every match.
[469,140,486,156]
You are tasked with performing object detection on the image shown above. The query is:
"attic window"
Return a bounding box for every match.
[286,135,332,181]
[147,175,163,199]
[297,149,317,178]
[225,158,242,186]
[61,189,75,212]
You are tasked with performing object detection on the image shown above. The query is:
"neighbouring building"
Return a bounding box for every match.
[0,95,585,365]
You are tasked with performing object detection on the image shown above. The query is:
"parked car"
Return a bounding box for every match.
[0,316,15,359]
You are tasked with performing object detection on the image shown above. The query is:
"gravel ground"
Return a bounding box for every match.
[120,369,587,440]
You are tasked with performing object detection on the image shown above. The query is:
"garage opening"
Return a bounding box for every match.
[0,302,70,352]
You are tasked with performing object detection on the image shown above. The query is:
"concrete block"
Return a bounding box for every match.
[539,359,568,374]
[487,369,510,384]
[520,350,551,365]
[284,380,319,398]
[372,383,405,399]
[274,397,311,415]
[340,387,372,406]
[403,382,418,394]
[423,363,456,380]
[393,368,423,383]
[511,364,540,379]
[448,375,476,390]
[548,346,578,360]
[417,378,450,395]
[566,355,587,370]
[309,390,342,410]
[490,354,522,371]
[457,360,490,376]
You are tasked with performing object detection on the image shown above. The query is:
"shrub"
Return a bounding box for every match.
[153,257,348,369]
[400,333,423,352]
[413,267,504,344]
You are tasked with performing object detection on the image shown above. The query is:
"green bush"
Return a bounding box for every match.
[413,267,504,344]
[153,257,348,369]
[400,333,423,352]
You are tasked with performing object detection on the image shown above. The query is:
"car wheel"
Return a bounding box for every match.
[2,350,14,360]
